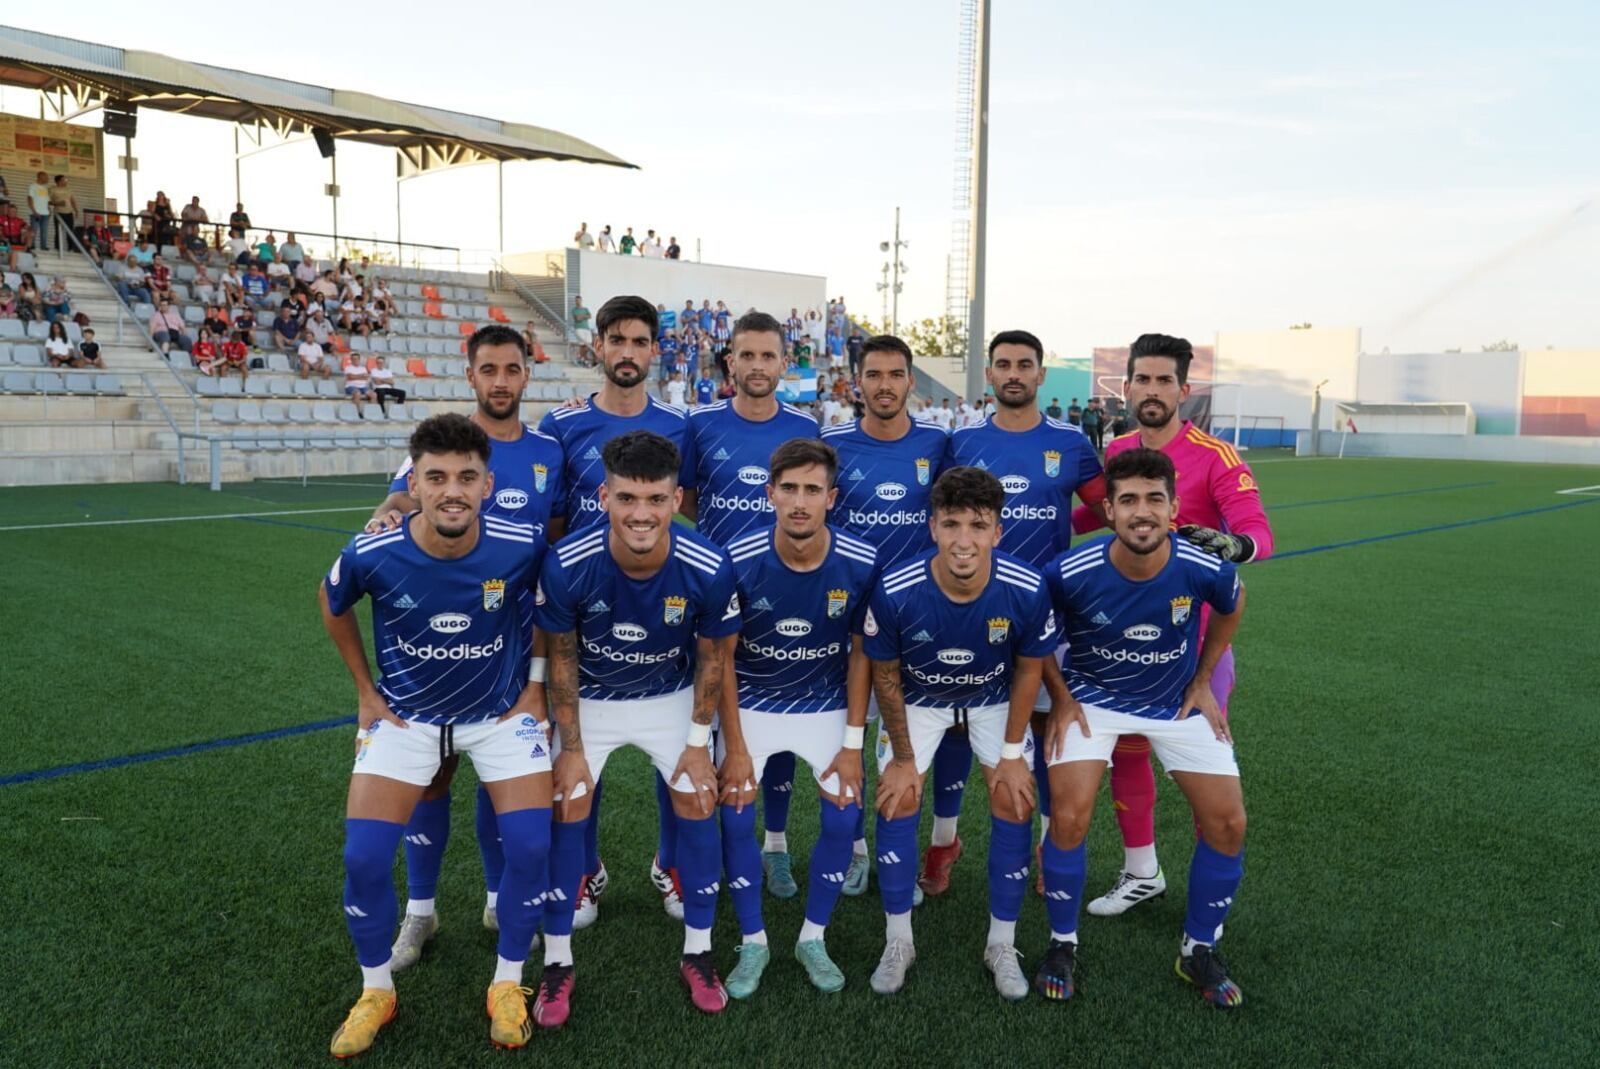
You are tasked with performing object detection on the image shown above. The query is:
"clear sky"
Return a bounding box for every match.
[5,2,1597,354]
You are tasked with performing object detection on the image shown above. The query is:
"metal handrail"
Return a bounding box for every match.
[51,210,201,433]
[492,261,574,343]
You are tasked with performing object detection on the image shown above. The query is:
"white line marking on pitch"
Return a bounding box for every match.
[0,505,373,532]
[1555,485,1600,496]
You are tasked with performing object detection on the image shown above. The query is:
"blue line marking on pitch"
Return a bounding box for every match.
[235,514,357,536]
[0,716,351,787]
[1272,481,1495,510]
[1265,496,1600,562]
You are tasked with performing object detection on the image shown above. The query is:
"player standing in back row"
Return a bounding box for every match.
[925,329,1104,897]
[532,431,740,1021]
[1070,333,1272,916]
[538,296,701,928]
[685,311,819,900]
[363,324,567,969]
[821,334,951,893]
[1036,447,1249,1008]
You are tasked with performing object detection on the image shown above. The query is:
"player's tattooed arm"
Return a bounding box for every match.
[872,659,913,759]
[691,634,734,726]
[547,629,582,750]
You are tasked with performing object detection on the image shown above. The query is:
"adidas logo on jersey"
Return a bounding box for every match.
[1090,611,1111,626]
[589,599,610,613]
[910,629,933,642]
[712,447,731,461]
[750,597,774,612]
[847,468,865,481]
[583,446,601,460]
[394,593,417,609]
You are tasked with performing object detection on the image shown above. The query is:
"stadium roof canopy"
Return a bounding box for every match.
[0,24,636,174]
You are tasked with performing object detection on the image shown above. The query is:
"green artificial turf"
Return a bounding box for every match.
[2,456,1597,1067]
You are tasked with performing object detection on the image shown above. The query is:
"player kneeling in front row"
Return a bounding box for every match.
[866,465,1062,999]
[322,414,553,1057]
[717,440,880,996]
[1035,447,1248,1007]
[534,430,741,1020]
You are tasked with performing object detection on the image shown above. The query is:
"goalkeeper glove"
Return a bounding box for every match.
[1177,525,1255,563]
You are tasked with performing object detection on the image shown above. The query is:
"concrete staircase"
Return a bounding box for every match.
[0,245,605,487]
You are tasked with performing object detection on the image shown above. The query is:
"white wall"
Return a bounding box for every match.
[1356,351,1523,435]
[1215,327,1361,432]
[511,249,827,322]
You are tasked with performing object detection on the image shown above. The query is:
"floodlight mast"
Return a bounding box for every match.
[962,0,991,401]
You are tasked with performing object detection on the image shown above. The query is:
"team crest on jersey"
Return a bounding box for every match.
[664,595,688,626]
[1044,450,1061,477]
[1170,596,1193,625]
[915,458,930,486]
[533,463,548,493]
[987,617,1010,644]
[827,589,849,618]
[1237,471,1257,492]
[483,579,506,611]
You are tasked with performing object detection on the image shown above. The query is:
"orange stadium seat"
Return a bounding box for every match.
[330,334,349,353]
[488,306,510,324]
[459,340,469,355]
[423,301,444,319]
[458,321,475,336]
[406,358,431,377]
[420,284,440,300]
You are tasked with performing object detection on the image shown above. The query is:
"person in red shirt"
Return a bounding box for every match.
[1069,333,1273,916]
[219,335,250,380]
[147,255,174,302]
[191,329,220,375]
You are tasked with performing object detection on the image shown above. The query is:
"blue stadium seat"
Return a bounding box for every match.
[312,401,338,422]
[35,371,66,393]
[219,377,243,397]
[94,374,124,394]
[316,379,340,399]
[386,403,408,422]
[264,376,293,396]
[2,371,32,392]
[212,401,239,424]
[65,373,95,395]
[409,403,431,420]
[0,320,25,340]
[292,379,316,398]
[337,402,360,422]
[244,378,268,397]
[238,401,263,423]
[12,344,43,366]
[336,430,360,449]
[287,402,313,423]
[263,402,288,424]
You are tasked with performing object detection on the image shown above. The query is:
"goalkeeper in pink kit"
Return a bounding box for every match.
[1070,334,1273,915]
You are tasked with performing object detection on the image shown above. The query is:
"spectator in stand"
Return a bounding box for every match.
[293,258,318,288]
[340,295,372,336]
[254,232,277,268]
[305,307,335,349]
[14,273,42,322]
[202,305,230,342]
[147,255,174,304]
[597,225,616,253]
[225,228,252,265]
[783,308,803,348]
[266,254,291,288]
[694,363,716,406]
[27,171,51,250]
[229,202,251,233]
[1082,397,1105,450]
[845,330,864,379]
[370,355,405,413]
[342,273,365,302]
[657,301,677,337]
[693,299,711,334]
[665,235,681,260]
[278,232,305,268]
[521,321,547,363]
[0,282,15,318]
[0,202,31,267]
[297,329,332,379]
[574,221,594,250]
[1045,396,1063,420]
[78,214,114,266]
[792,332,813,369]
[233,305,259,350]
[180,228,213,269]
[1067,397,1083,426]
[664,367,688,409]
[49,175,78,251]
[218,332,250,380]
[683,322,703,371]
[129,237,156,267]
[642,229,663,257]
[271,305,302,350]
[152,191,177,245]
[180,196,208,239]
[983,393,997,417]
[369,276,392,308]
[77,327,104,369]
[116,257,151,304]
[311,269,339,304]
[45,320,76,367]
[41,276,73,322]
[658,327,679,383]
[151,299,193,355]
[714,300,732,341]
[190,264,219,305]
[241,264,271,309]
[935,398,957,431]
[190,329,219,375]
[570,295,592,345]
[368,293,392,333]
[618,226,637,255]
[341,350,375,404]
[335,258,353,284]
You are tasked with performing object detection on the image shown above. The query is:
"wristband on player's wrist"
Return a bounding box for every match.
[1000,740,1025,761]
[842,725,865,750]
[1234,534,1256,563]
[527,656,547,683]
[687,721,712,748]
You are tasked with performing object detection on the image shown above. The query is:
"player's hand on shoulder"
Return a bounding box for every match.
[364,508,405,534]
[357,689,408,732]
[717,749,757,812]
[1045,696,1091,761]
[822,747,864,809]
[559,396,585,410]
[1178,675,1230,743]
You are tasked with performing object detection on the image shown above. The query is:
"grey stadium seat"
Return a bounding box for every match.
[409,403,431,420]
[94,374,124,394]
[263,402,288,424]
[361,403,385,421]
[3,371,32,391]
[12,344,43,366]
[293,379,316,398]
[312,401,338,422]
[287,402,313,423]
[337,402,360,422]
[35,372,66,393]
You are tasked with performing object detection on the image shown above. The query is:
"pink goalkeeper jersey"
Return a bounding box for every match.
[1072,421,1273,561]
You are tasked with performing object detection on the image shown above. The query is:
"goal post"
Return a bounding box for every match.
[1094,375,1249,450]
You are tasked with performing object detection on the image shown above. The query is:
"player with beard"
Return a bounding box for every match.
[923,330,1104,898]
[1068,334,1272,917]
[1036,447,1249,1007]
[537,296,701,930]
[684,312,819,901]
[363,324,567,970]
[820,335,950,894]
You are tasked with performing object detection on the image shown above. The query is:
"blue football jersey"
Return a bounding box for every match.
[725,525,879,713]
[389,424,565,530]
[695,378,716,405]
[1046,534,1240,719]
[659,308,677,333]
[864,550,1057,709]
[533,525,740,700]
[536,395,697,532]
[325,517,545,724]
[822,419,951,569]
[689,399,819,547]
[947,416,1102,567]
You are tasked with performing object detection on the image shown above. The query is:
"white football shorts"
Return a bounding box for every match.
[717,707,852,799]
[352,713,553,786]
[1046,702,1238,777]
[875,701,1033,775]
